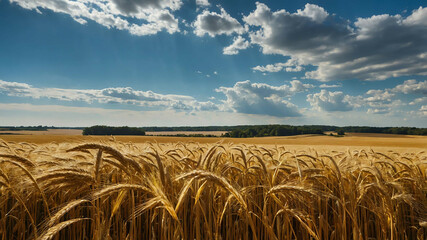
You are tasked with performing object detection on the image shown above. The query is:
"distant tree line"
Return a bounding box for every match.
[2,124,426,137]
[219,125,427,138]
[308,125,427,136]
[0,126,84,131]
[147,134,218,138]
[221,125,324,138]
[141,125,427,137]
[82,125,145,136]
[142,125,427,136]
[142,126,241,131]
[0,125,49,131]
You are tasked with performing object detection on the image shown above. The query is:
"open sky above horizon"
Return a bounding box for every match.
[0,0,426,127]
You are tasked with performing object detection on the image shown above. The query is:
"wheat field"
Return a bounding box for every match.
[0,138,426,240]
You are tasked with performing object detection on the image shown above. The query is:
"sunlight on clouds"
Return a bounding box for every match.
[252,59,304,73]
[223,36,250,55]
[243,3,427,81]
[0,79,216,112]
[193,7,244,37]
[0,103,298,127]
[216,80,313,117]
[9,0,181,35]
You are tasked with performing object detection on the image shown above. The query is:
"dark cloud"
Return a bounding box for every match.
[193,8,244,37]
[243,3,427,81]
[112,0,182,14]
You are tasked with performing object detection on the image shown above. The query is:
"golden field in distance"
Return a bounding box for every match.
[0,131,426,150]
[0,133,426,239]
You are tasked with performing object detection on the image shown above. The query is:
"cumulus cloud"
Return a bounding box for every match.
[193,7,244,37]
[357,79,427,113]
[215,80,312,117]
[195,0,210,7]
[325,79,427,114]
[243,3,427,81]
[9,0,181,36]
[307,90,356,111]
[365,89,395,103]
[111,0,182,13]
[295,3,329,23]
[409,97,427,105]
[403,6,427,26]
[223,36,250,55]
[0,79,217,112]
[0,79,315,118]
[363,89,402,114]
[289,80,315,92]
[392,79,427,95]
[252,59,304,72]
[360,79,427,114]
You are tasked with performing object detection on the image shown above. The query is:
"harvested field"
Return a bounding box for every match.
[0,139,426,239]
[1,133,426,149]
[146,131,227,136]
[0,129,83,135]
[0,129,226,137]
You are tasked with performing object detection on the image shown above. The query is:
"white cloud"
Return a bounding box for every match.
[365,89,395,103]
[223,36,250,55]
[128,10,179,35]
[311,79,424,116]
[295,3,329,23]
[195,0,210,7]
[193,7,244,37]
[289,80,315,92]
[307,90,356,111]
[362,89,401,114]
[0,80,32,93]
[361,79,427,114]
[215,80,312,117]
[367,108,391,114]
[356,79,427,113]
[243,3,427,81]
[0,103,280,127]
[403,6,427,26]
[9,0,181,36]
[252,59,304,72]
[409,97,427,105]
[319,84,342,88]
[392,79,427,95]
[0,79,217,112]
[363,80,427,106]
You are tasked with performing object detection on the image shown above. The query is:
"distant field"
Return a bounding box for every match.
[1,132,426,149]
[146,131,226,136]
[0,129,83,135]
[1,130,426,239]
[0,129,226,136]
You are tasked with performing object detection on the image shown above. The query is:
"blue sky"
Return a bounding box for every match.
[0,0,426,127]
